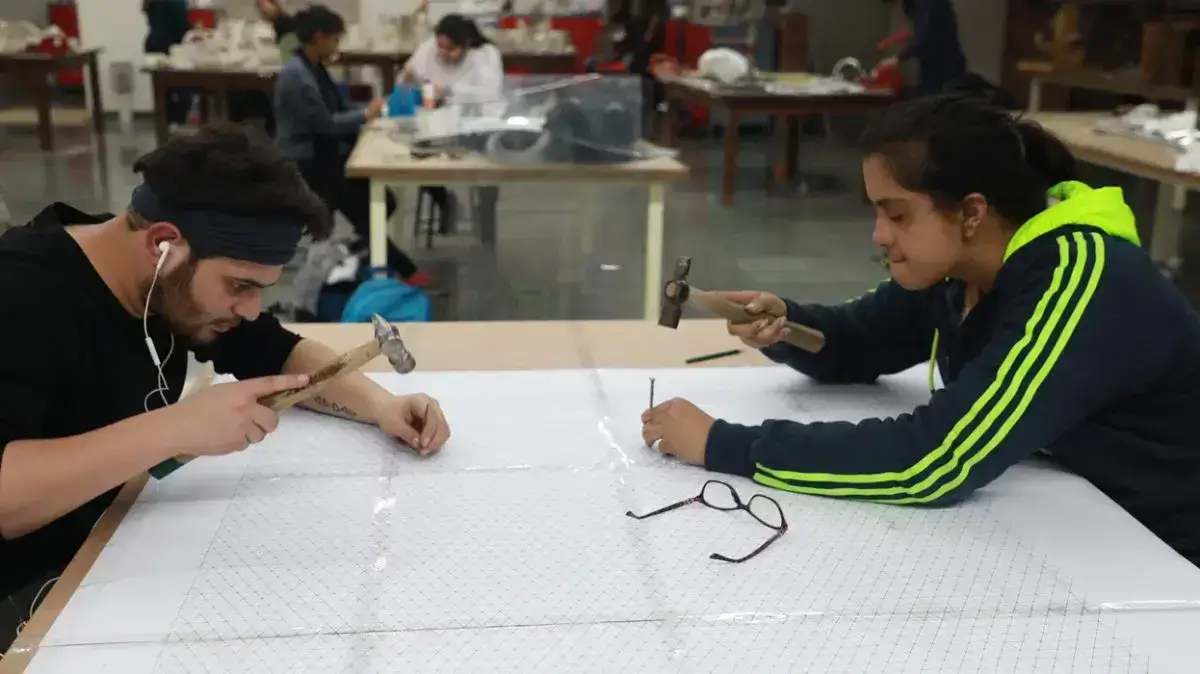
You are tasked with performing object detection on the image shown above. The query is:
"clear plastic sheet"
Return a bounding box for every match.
[24,366,1200,673]
[403,74,678,165]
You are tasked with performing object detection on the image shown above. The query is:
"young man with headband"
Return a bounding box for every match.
[0,124,451,642]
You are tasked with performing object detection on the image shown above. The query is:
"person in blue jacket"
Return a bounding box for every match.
[878,0,967,96]
[641,92,1200,568]
[142,0,194,125]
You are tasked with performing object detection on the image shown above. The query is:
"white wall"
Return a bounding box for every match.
[791,0,894,73]
[3,0,49,26]
[956,0,1007,83]
[76,0,156,113]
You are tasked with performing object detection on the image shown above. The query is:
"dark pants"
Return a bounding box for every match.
[145,35,192,125]
[163,87,194,125]
[299,158,419,279]
[228,91,276,135]
[422,186,452,233]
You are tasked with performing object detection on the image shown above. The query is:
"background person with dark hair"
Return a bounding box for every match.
[142,0,194,127]
[259,0,299,57]
[399,13,505,233]
[274,5,429,286]
[877,0,967,96]
[0,123,451,651]
[605,0,668,137]
[227,0,300,133]
[400,13,503,104]
[640,92,1200,569]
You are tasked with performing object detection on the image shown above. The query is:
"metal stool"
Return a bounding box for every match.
[412,187,445,250]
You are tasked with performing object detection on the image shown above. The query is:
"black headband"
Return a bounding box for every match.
[129,184,304,266]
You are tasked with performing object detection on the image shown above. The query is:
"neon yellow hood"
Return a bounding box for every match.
[1003,181,1140,261]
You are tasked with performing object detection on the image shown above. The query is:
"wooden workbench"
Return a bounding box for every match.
[9,319,1200,672]
[1026,110,1199,270]
[344,126,689,322]
[0,49,104,151]
[144,65,277,145]
[659,76,894,206]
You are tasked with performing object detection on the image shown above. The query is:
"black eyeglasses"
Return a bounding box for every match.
[625,480,789,563]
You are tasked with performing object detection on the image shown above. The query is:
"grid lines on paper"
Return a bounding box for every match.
[134,367,1155,673]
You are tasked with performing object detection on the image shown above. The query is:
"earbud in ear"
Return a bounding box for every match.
[155,241,171,273]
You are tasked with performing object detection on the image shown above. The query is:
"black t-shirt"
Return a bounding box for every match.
[0,203,302,598]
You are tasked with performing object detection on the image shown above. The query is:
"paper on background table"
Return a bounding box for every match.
[26,366,1200,673]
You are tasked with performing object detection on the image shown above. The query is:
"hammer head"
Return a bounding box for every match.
[658,256,693,329]
[371,314,417,374]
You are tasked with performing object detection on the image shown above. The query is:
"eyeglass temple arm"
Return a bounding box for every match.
[710,526,787,564]
[625,496,697,520]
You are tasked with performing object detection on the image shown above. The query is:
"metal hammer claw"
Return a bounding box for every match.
[658,256,826,353]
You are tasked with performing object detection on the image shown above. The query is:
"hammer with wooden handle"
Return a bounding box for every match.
[657,256,826,353]
[148,314,416,479]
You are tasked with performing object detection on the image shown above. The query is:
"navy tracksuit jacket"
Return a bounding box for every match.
[705,181,1200,567]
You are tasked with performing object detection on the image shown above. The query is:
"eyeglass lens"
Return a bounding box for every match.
[699,480,739,510]
[747,494,785,530]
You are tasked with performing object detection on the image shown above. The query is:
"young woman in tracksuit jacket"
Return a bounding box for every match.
[641,93,1200,567]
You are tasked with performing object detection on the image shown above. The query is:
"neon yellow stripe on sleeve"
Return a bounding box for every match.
[754,231,1105,501]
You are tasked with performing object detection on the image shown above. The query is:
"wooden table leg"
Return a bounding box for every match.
[721,110,740,207]
[1150,182,1187,274]
[87,55,106,137]
[785,115,800,180]
[152,75,169,145]
[643,183,665,321]
[770,115,801,186]
[659,93,677,147]
[381,63,397,94]
[369,179,388,274]
[213,89,228,120]
[34,70,54,152]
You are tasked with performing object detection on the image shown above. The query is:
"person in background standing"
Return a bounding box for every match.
[142,0,194,127]
[258,0,300,58]
[274,5,429,287]
[228,0,298,134]
[399,14,505,234]
[605,0,669,136]
[877,0,967,97]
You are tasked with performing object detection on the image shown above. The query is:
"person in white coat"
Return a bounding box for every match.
[399,14,505,232]
[400,14,504,106]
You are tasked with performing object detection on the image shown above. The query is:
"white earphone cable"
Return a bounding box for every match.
[142,243,175,412]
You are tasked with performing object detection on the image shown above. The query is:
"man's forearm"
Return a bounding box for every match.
[284,339,393,423]
[0,411,178,539]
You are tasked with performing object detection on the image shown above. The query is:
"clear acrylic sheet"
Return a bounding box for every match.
[406,74,678,164]
[25,366,1200,673]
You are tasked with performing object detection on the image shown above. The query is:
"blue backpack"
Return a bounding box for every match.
[338,267,431,323]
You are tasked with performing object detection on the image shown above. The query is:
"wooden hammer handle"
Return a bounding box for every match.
[258,338,384,411]
[689,287,825,353]
[149,338,385,479]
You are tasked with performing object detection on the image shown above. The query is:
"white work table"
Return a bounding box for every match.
[7,321,1200,673]
[344,127,689,322]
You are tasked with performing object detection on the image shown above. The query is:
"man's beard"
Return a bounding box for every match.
[146,261,237,346]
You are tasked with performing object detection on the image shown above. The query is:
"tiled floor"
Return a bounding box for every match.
[4,113,1200,320]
